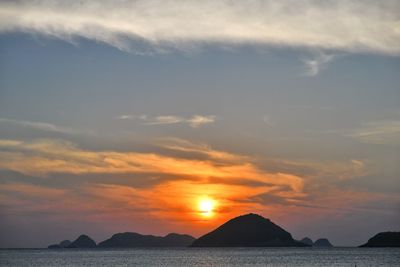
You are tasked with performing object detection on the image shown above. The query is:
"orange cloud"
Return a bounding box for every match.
[0,138,306,231]
[0,139,304,193]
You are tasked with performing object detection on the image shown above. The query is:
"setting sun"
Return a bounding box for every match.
[198,198,215,217]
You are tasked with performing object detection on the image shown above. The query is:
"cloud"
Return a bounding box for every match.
[262,115,274,126]
[156,137,247,163]
[117,115,133,120]
[117,114,148,120]
[302,52,335,76]
[144,115,184,125]
[344,120,400,145]
[259,157,368,181]
[0,138,304,192]
[118,114,216,128]
[186,115,216,128]
[0,137,307,229]
[0,0,399,54]
[0,118,78,134]
[0,183,67,200]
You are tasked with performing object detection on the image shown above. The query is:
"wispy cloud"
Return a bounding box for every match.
[186,115,216,128]
[302,52,335,76]
[262,115,274,126]
[0,138,304,194]
[156,137,247,162]
[117,114,148,120]
[346,120,400,145]
[0,118,79,134]
[117,115,134,120]
[118,114,216,128]
[0,0,399,54]
[0,137,309,232]
[144,116,184,126]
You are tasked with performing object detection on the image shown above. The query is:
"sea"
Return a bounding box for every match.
[1,247,400,266]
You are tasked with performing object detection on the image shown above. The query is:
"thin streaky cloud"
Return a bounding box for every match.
[0,138,304,194]
[187,115,216,128]
[117,115,133,120]
[118,114,216,128]
[117,114,148,120]
[323,119,400,145]
[143,116,184,126]
[155,137,247,162]
[0,1,399,55]
[0,118,79,134]
[346,120,400,145]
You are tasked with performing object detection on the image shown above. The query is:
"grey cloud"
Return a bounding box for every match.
[0,118,78,134]
[0,170,196,190]
[346,120,400,145]
[0,0,399,54]
[118,114,216,128]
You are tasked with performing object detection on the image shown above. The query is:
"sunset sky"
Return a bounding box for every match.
[0,0,399,248]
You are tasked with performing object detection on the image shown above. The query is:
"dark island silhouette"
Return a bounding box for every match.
[49,233,195,249]
[299,237,333,247]
[47,213,398,249]
[98,232,195,247]
[359,232,400,247]
[300,237,313,246]
[67,234,97,248]
[47,240,71,249]
[191,213,308,247]
[313,238,333,247]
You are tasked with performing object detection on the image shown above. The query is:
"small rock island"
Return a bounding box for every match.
[299,237,313,246]
[299,237,333,247]
[313,238,333,247]
[68,234,97,248]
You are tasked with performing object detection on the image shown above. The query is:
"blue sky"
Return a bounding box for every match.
[0,0,399,247]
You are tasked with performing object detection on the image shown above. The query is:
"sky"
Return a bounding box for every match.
[0,0,399,248]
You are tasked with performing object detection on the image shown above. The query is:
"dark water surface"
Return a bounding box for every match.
[1,247,399,266]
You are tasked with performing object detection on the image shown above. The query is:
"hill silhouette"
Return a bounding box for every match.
[300,237,313,246]
[48,240,71,249]
[299,237,333,247]
[191,213,308,247]
[360,232,400,247]
[67,235,96,248]
[313,238,333,247]
[98,232,195,247]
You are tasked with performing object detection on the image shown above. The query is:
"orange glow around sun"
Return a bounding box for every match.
[198,197,216,217]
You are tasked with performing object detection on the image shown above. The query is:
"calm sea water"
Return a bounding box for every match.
[1,247,399,266]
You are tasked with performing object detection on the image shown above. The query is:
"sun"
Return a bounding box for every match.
[198,198,215,217]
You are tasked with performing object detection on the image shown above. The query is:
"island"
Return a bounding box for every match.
[98,232,195,247]
[299,237,334,247]
[67,235,97,248]
[299,237,314,246]
[47,240,71,249]
[313,238,333,247]
[49,233,194,248]
[359,232,400,247]
[191,213,308,247]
